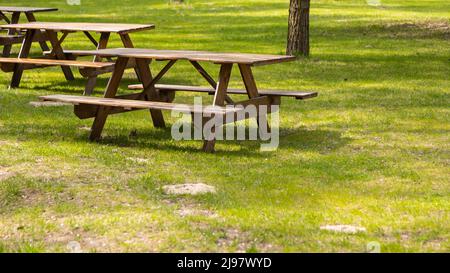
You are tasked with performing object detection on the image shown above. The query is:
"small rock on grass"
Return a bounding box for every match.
[29,101,71,107]
[320,225,366,234]
[163,183,216,195]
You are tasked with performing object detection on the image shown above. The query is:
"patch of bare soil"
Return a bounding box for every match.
[320,225,367,234]
[163,183,216,195]
[378,21,450,39]
[176,203,219,218]
[215,227,277,253]
[0,169,13,181]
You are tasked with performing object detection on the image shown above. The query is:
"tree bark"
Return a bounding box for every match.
[287,0,310,56]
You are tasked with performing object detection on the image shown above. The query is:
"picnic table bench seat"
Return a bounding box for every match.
[39,94,242,116]
[128,83,318,100]
[0,57,115,76]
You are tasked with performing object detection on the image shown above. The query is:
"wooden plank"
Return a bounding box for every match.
[64,48,296,66]
[203,63,233,152]
[89,57,129,141]
[2,11,20,57]
[73,91,175,119]
[43,49,97,57]
[190,61,217,87]
[190,60,233,103]
[0,22,155,34]
[84,32,111,95]
[135,58,166,128]
[24,12,50,52]
[0,11,11,23]
[128,83,319,100]
[149,60,177,86]
[0,7,58,13]
[0,34,24,45]
[0,57,115,68]
[10,29,35,88]
[45,29,74,81]
[39,95,240,115]
[239,63,270,136]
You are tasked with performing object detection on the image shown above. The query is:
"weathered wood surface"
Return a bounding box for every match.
[0,34,23,45]
[0,22,155,34]
[128,83,318,100]
[78,48,296,66]
[0,57,115,68]
[0,7,57,13]
[39,94,241,115]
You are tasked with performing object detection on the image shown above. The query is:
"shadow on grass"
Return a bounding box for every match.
[0,117,350,157]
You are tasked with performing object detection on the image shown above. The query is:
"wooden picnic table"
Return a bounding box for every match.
[0,22,155,93]
[40,48,318,152]
[0,6,57,57]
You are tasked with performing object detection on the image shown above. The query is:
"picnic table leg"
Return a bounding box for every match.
[10,29,36,88]
[45,30,75,81]
[24,12,50,52]
[84,32,111,95]
[2,12,20,57]
[120,33,141,81]
[238,64,271,137]
[134,58,166,128]
[90,57,129,141]
[202,63,233,152]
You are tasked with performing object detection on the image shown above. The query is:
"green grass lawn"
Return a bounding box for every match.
[0,0,449,252]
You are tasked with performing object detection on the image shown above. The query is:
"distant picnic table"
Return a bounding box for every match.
[0,6,57,57]
[0,21,155,94]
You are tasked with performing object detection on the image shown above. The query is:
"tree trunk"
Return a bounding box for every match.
[287,0,310,56]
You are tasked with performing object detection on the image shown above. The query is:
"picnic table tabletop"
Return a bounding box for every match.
[0,22,155,34]
[86,48,297,66]
[0,6,58,13]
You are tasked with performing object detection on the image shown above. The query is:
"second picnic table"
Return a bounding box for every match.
[0,6,57,56]
[0,21,155,94]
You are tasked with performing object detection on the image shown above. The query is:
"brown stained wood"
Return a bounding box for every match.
[40,95,241,115]
[0,35,24,46]
[83,31,99,47]
[239,63,270,136]
[89,57,129,141]
[0,7,58,13]
[190,61,217,88]
[45,29,74,81]
[2,12,20,57]
[57,32,69,45]
[84,32,111,95]
[0,57,115,68]
[0,11,10,23]
[119,33,141,81]
[190,60,233,103]
[149,60,177,86]
[135,58,166,128]
[43,49,100,57]
[10,29,35,88]
[75,48,297,66]
[213,64,233,106]
[203,63,233,152]
[24,12,50,52]
[0,22,155,34]
[127,83,318,100]
[73,91,175,119]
